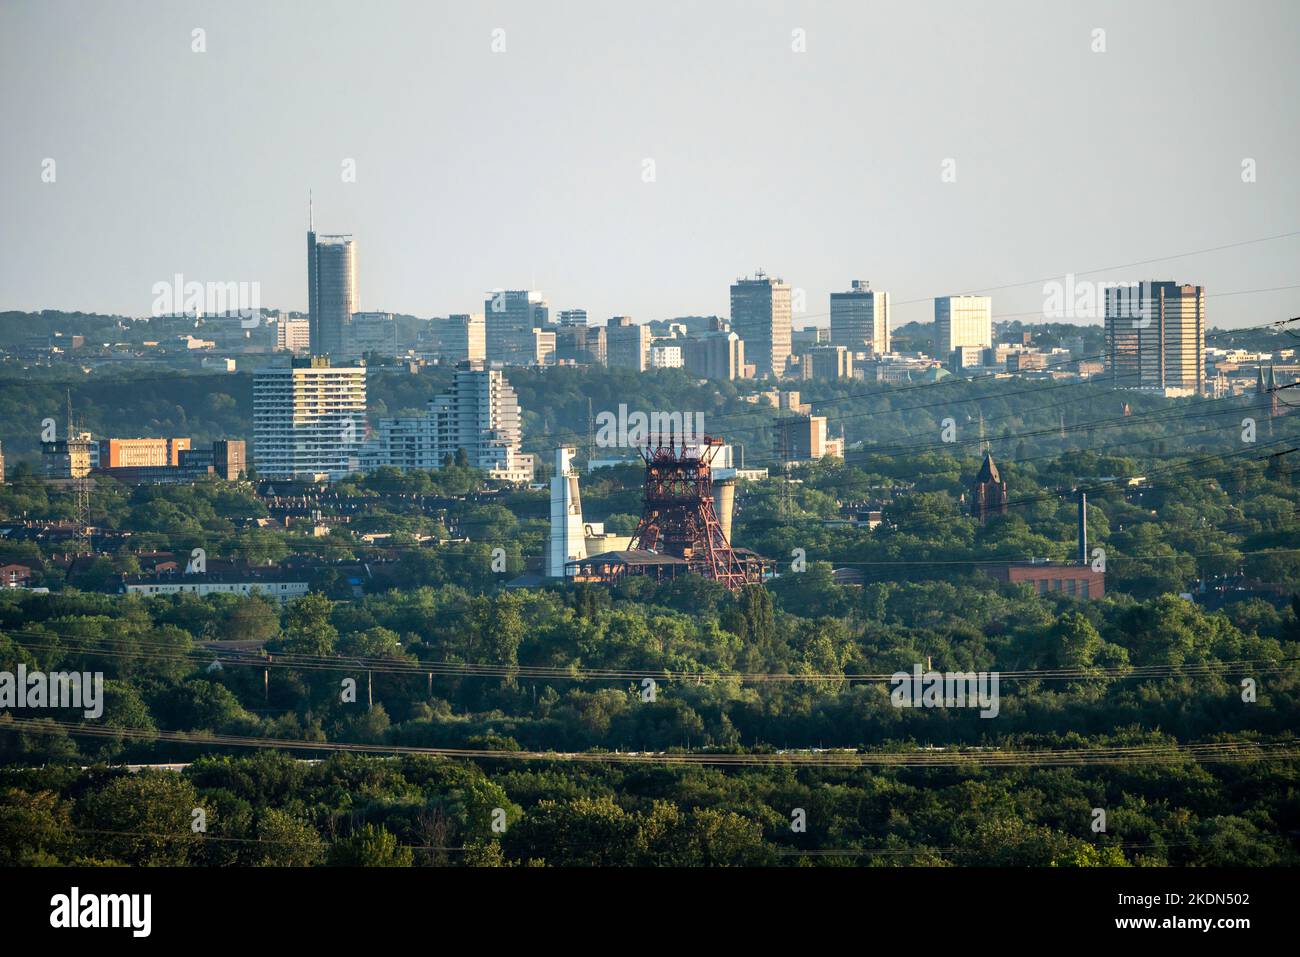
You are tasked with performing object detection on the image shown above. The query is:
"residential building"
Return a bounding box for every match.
[252,357,367,481]
[650,344,684,369]
[275,315,311,353]
[363,363,534,482]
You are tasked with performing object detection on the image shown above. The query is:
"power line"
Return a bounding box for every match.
[4,716,1297,767]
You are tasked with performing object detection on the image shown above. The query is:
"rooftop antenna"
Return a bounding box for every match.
[308,188,314,232]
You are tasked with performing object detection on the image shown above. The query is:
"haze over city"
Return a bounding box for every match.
[1,0,1299,926]
[3,0,1298,327]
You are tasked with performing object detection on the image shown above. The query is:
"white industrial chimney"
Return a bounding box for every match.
[546,446,587,577]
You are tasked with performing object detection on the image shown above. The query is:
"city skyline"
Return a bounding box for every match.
[2,0,1298,328]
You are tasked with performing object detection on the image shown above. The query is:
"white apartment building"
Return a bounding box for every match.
[252,357,368,481]
[363,363,534,482]
[650,344,684,369]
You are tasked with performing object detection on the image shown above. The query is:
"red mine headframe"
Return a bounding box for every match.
[628,433,766,591]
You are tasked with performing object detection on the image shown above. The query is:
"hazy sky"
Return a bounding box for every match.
[2,0,1298,329]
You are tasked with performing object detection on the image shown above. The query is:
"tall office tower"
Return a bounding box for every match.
[557,309,588,326]
[1104,281,1205,396]
[343,311,399,360]
[546,447,587,577]
[0,440,4,484]
[484,289,549,365]
[364,363,533,481]
[830,280,891,355]
[605,316,652,371]
[685,330,746,381]
[307,203,358,357]
[730,271,792,378]
[934,296,993,356]
[253,357,367,480]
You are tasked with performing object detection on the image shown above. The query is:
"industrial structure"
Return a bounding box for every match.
[546,447,587,577]
[568,434,767,591]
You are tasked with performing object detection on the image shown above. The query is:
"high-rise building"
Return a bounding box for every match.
[606,316,651,371]
[253,357,367,480]
[934,296,993,356]
[485,289,549,365]
[363,363,534,482]
[307,204,358,358]
[730,272,792,379]
[684,329,746,381]
[0,441,6,484]
[831,281,890,355]
[1104,282,1205,396]
[557,309,588,326]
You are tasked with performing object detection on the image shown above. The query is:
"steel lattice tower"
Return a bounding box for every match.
[628,434,764,591]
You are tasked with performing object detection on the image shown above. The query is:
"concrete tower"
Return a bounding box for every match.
[547,446,587,577]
